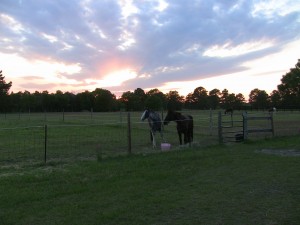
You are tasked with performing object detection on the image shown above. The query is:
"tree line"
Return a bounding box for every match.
[0,59,299,112]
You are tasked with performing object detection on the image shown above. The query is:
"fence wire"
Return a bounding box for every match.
[0,110,299,164]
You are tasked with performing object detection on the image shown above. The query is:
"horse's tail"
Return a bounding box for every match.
[189,115,194,141]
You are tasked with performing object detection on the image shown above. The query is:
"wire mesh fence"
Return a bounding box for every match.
[0,110,299,165]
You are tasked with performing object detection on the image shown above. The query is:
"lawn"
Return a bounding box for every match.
[1,136,300,225]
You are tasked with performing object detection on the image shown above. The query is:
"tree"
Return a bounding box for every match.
[185,87,208,109]
[220,89,229,108]
[277,59,300,109]
[234,93,246,110]
[119,91,135,111]
[166,91,184,110]
[53,90,68,111]
[32,91,43,112]
[146,88,167,109]
[269,90,281,108]
[133,88,146,110]
[208,89,221,109]
[249,88,270,109]
[76,91,94,111]
[93,88,117,112]
[0,70,12,112]
[21,91,33,112]
[144,95,162,110]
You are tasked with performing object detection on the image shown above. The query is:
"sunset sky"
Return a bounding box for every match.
[1,0,300,98]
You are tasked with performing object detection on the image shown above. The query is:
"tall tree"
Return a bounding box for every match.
[120,91,135,111]
[144,95,162,110]
[269,90,281,108]
[166,91,184,110]
[0,70,12,112]
[76,91,94,111]
[185,87,208,109]
[220,89,229,108]
[93,88,117,112]
[277,59,300,109]
[234,93,246,110]
[249,88,270,109]
[133,88,146,110]
[208,89,221,109]
[146,88,167,109]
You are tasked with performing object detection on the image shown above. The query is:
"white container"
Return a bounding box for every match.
[161,143,171,151]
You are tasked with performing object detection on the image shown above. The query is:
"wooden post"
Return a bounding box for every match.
[62,108,65,122]
[270,113,274,137]
[161,110,164,131]
[127,112,132,154]
[44,125,48,163]
[243,112,248,140]
[209,109,213,136]
[218,111,223,144]
[44,109,47,121]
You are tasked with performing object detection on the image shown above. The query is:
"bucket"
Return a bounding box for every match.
[161,143,171,151]
[235,133,244,142]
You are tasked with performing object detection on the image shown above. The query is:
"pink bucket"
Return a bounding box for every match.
[161,143,171,151]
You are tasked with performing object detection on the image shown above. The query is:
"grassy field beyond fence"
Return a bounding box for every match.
[0,110,299,164]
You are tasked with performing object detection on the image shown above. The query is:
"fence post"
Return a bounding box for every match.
[44,109,47,121]
[44,124,48,163]
[127,112,132,154]
[161,110,164,131]
[243,112,248,140]
[209,109,213,136]
[270,113,275,137]
[218,111,222,144]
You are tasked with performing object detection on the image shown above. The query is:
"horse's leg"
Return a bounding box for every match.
[152,134,156,148]
[187,119,193,144]
[160,130,165,143]
[187,129,192,143]
[151,130,156,148]
[183,132,188,144]
[178,131,182,145]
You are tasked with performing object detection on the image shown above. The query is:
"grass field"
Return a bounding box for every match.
[1,136,300,225]
[0,110,299,164]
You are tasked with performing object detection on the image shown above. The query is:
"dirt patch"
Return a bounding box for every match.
[259,149,300,157]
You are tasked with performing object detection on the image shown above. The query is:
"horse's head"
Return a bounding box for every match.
[141,109,149,121]
[224,108,233,115]
[163,110,176,125]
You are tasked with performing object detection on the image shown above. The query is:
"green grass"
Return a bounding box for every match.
[1,136,300,225]
[0,110,299,163]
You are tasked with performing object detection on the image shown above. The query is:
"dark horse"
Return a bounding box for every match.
[268,107,276,113]
[141,109,164,148]
[163,110,193,145]
[224,108,233,115]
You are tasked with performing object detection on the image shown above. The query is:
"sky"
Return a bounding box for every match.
[1,0,300,98]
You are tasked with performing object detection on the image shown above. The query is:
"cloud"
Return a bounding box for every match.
[0,0,300,96]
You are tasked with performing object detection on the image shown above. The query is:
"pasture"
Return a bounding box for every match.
[0,110,300,164]
[0,136,300,225]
